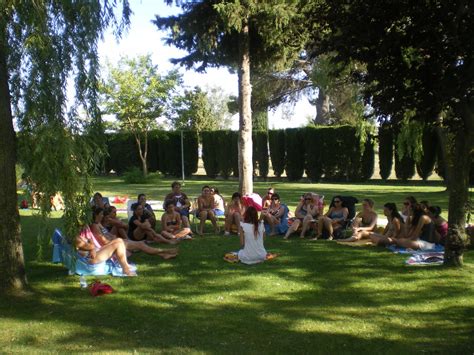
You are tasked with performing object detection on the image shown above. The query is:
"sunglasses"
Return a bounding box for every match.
[334,200,341,203]
[271,198,279,201]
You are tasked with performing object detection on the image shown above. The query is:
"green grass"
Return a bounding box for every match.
[2,177,473,353]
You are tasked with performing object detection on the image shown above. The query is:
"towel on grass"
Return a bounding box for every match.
[405,252,444,266]
[387,244,444,254]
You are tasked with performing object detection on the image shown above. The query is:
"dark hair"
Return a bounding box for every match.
[383,202,403,224]
[164,201,175,210]
[92,207,104,220]
[202,185,210,191]
[244,206,259,238]
[212,187,220,194]
[231,192,241,200]
[103,206,114,217]
[410,203,426,227]
[93,192,103,199]
[137,193,146,201]
[171,181,181,188]
[331,195,344,206]
[428,205,442,218]
[405,196,417,206]
[420,200,430,209]
[272,193,280,201]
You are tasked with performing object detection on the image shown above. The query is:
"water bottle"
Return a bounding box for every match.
[79,275,88,289]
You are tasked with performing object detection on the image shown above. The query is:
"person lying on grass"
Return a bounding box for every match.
[161,202,192,240]
[76,225,136,276]
[237,206,267,265]
[128,204,178,245]
[90,207,178,259]
[311,196,348,240]
[224,192,246,236]
[284,193,321,240]
[339,199,378,242]
[388,203,436,251]
[196,185,219,235]
[103,206,128,239]
[369,202,404,246]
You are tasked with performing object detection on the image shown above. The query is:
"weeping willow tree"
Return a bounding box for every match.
[0,1,131,295]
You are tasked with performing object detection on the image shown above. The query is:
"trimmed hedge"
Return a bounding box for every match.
[416,126,438,180]
[395,150,416,181]
[378,124,393,180]
[105,133,141,174]
[268,129,286,177]
[156,131,198,177]
[201,131,219,178]
[285,128,305,181]
[253,131,269,179]
[216,130,235,179]
[360,134,375,181]
[304,127,324,181]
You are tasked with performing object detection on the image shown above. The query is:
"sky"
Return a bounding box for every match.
[97,0,315,129]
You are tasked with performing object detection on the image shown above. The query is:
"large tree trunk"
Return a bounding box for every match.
[443,105,474,266]
[134,134,148,177]
[314,88,330,125]
[238,20,253,195]
[0,22,28,294]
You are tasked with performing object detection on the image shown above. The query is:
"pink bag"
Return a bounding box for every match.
[242,193,263,211]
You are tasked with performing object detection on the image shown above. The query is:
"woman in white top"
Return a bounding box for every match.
[238,206,267,265]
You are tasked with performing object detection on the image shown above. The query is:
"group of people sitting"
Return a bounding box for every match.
[76,184,450,269]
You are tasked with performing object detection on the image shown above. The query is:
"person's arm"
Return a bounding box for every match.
[356,213,378,232]
[273,205,285,219]
[407,216,428,240]
[176,213,182,229]
[294,202,305,219]
[160,214,167,232]
[75,235,96,259]
[392,218,402,238]
[90,224,109,245]
[325,207,334,217]
[239,226,245,248]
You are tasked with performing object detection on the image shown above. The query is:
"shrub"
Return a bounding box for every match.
[216,130,234,179]
[304,127,324,182]
[105,133,141,175]
[359,134,375,181]
[268,129,286,177]
[231,131,239,177]
[394,150,416,181]
[416,125,438,180]
[378,123,393,180]
[123,167,146,184]
[285,128,305,181]
[253,131,269,179]
[201,131,219,178]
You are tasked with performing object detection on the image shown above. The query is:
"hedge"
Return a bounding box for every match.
[360,134,375,181]
[268,129,286,177]
[378,123,393,180]
[304,127,324,181]
[416,126,438,180]
[156,131,198,177]
[105,133,142,174]
[201,131,219,178]
[285,128,305,181]
[394,150,416,181]
[253,131,269,179]
[216,130,235,179]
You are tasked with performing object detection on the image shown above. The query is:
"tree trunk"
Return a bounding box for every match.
[238,20,253,195]
[443,105,474,266]
[0,21,28,294]
[134,133,148,177]
[314,88,330,125]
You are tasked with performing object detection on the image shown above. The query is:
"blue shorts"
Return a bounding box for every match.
[213,209,225,216]
[179,208,190,217]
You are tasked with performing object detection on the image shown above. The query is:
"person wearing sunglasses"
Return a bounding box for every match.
[311,195,348,240]
[284,193,321,239]
[339,199,378,242]
[261,193,289,236]
[400,196,417,222]
[262,187,275,211]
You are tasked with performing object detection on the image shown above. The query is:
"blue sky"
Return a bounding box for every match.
[98,0,314,129]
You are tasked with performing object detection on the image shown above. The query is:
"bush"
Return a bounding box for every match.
[123,167,146,184]
[394,150,416,181]
[216,130,235,179]
[268,129,286,177]
[105,133,141,174]
[378,124,393,180]
[156,131,198,177]
[201,131,219,178]
[231,131,239,177]
[359,134,375,181]
[285,128,305,181]
[304,127,324,182]
[253,131,269,179]
[416,125,438,180]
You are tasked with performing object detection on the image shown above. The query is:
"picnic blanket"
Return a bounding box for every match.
[52,228,137,276]
[387,244,445,254]
[405,252,444,266]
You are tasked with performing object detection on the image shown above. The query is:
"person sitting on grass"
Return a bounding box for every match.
[91,207,178,259]
[164,181,192,229]
[90,192,109,210]
[131,193,157,229]
[128,204,178,245]
[261,187,274,210]
[103,206,128,239]
[389,203,436,251]
[211,187,226,217]
[161,202,192,240]
[196,185,219,235]
[75,224,136,276]
[427,206,448,245]
[284,193,321,239]
[311,196,348,240]
[237,206,267,265]
[339,199,378,242]
[224,192,246,236]
[261,193,289,236]
[369,203,404,246]
[400,195,417,222]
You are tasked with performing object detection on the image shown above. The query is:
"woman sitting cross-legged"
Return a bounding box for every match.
[75,224,136,276]
[427,206,448,245]
[196,185,219,235]
[103,206,128,239]
[369,202,404,246]
[389,203,436,251]
[224,192,246,236]
[91,207,178,259]
[311,195,348,240]
[339,199,378,242]
[128,204,178,245]
[261,193,289,236]
[284,193,320,239]
[237,206,268,264]
[161,202,192,240]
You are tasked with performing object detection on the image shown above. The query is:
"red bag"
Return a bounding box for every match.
[242,193,263,211]
[89,281,114,297]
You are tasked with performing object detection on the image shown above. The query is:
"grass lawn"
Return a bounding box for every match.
[1,176,473,353]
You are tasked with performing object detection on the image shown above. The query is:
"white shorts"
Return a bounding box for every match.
[416,239,435,251]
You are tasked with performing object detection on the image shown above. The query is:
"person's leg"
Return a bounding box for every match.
[92,239,135,276]
[198,211,208,235]
[395,238,420,249]
[327,220,336,239]
[161,230,175,239]
[173,227,192,239]
[300,215,313,238]
[224,213,232,234]
[284,219,300,239]
[125,240,179,258]
[208,210,219,233]
[137,223,178,244]
[181,214,190,229]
